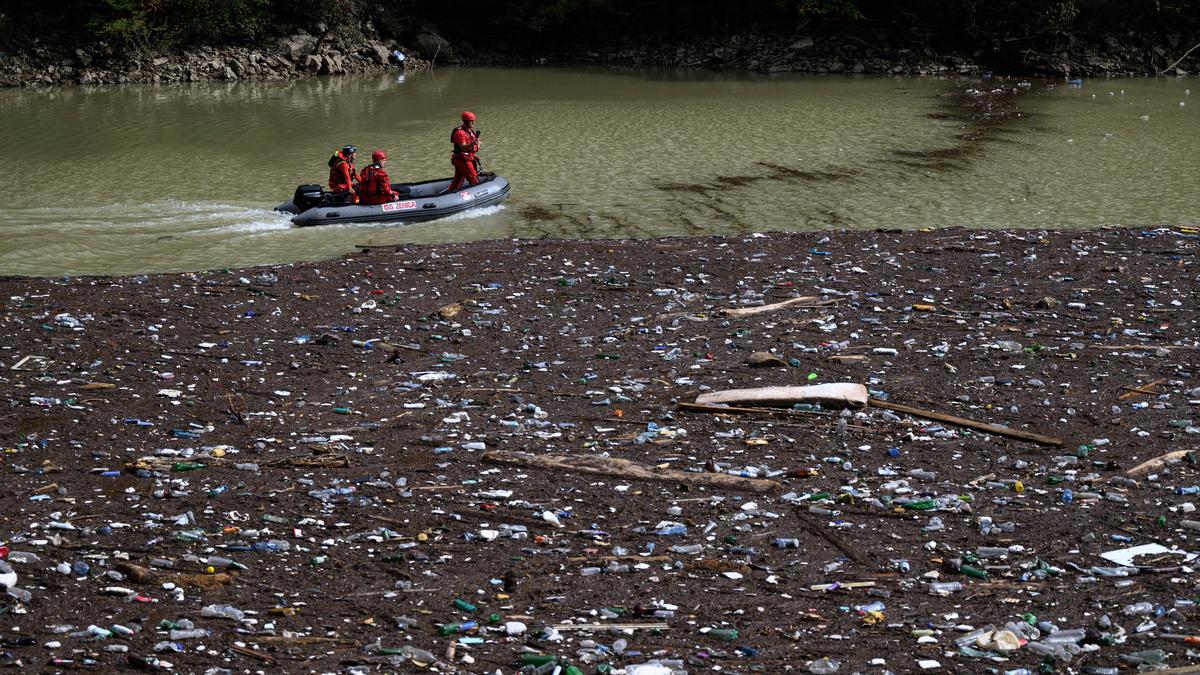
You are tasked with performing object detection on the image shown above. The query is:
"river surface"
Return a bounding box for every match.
[0,68,1195,276]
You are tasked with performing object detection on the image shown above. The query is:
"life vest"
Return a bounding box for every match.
[359,163,398,205]
[359,163,380,196]
[328,151,357,190]
[450,125,478,156]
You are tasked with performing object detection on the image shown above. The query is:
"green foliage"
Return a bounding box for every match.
[155,0,273,45]
[791,0,864,20]
[2,0,1198,58]
[90,0,158,55]
[279,0,364,34]
[960,0,1080,41]
[94,15,158,55]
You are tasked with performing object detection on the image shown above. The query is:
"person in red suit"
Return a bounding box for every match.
[358,150,400,205]
[328,144,359,204]
[448,111,481,191]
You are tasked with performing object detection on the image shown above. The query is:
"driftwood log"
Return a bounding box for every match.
[868,399,1063,447]
[1125,449,1193,477]
[695,383,869,408]
[482,451,781,494]
[720,296,824,317]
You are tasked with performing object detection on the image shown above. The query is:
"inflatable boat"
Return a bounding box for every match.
[275,173,510,227]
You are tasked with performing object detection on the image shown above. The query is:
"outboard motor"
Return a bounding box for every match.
[293,184,325,212]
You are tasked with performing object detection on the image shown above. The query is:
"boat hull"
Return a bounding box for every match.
[275,175,510,227]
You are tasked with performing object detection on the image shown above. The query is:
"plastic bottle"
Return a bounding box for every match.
[204,556,248,571]
[958,563,988,579]
[1026,641,1078,661]
[1122,601,1154,615]
[1043,628,1086,644]
[702,627,738,641]
[437,620,477,636]
[1089,566,1134,578]
[954,626,993,647]
[1121,649,1165,665]
[200,604,245,621]
[808,657,841,674]
[929,581,962,594]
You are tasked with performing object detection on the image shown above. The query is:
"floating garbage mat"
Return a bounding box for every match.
[1,227,1200,672]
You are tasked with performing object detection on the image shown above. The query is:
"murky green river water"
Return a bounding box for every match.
[0,68,1195,276]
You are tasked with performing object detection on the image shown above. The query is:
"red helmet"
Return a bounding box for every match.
[371,150,387,162]
[461,111,476,122]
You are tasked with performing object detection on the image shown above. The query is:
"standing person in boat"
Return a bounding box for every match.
[448,111,481,191]
[328,144,360,204]
[358,150,401,205]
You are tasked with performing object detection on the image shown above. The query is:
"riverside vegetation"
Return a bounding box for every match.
[1,0,1199,86]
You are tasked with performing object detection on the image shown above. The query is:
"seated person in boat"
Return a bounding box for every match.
[358,150,401,205]
[328,144,360,204]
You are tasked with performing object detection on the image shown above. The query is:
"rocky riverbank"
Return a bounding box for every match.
[2,227,1200,672]
[0,33,429,87]
[2,25,1194,88]
[482,31,1197,78]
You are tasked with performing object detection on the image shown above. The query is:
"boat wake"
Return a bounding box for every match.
[438,204,506,222]
[0,200,292,235]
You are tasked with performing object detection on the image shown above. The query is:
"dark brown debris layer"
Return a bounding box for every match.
[1,227,1199,674]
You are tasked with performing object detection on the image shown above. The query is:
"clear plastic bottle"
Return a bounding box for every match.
[200,604,245,620]
[928,581,963,594]
[808,656,841,674]
[976,546,1009,558]
[1121,649,1165,666]
[1122,601,1154,615]
[1043,628,1086,644]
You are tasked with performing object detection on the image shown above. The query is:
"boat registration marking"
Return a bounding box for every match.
[381,200,418,212]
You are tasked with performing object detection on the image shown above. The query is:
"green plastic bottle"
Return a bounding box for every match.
[704,627,738,641]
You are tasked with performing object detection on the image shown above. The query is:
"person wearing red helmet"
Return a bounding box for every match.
[448,110,481,191]
[358,150,400,205]
[328,144,359,204]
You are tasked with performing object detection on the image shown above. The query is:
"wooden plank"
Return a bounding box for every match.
[482,451,782,494]
[721,296,822,317]
[677,401,830,418]
[695,383,869,408]
[229,645,276,663]
[551,623,670,632]
[867,399,1063,447]
[1089,344,1196,351]
[1118,378,1166,401]
[1126,450,1192,477]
